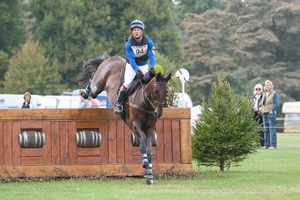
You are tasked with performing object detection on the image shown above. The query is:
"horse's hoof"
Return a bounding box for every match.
[146,178,154,185]
[114,109,122,115]
[81,92,89,99]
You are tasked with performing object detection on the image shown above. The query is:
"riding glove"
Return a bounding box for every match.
[149,68,155,75]
[135,70,144,79]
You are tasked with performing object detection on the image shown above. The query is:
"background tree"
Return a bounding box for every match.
[2,40,66,95]
[29,0,182,89]
[0,51,9,90]
[176,0,224,15]
[0,0,26,56]
[192,70,259,172]
[1,0,299,106]
[0,0,27,91]
[181,0,300,105]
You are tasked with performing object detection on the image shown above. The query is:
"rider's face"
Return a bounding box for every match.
[131,28,143,40]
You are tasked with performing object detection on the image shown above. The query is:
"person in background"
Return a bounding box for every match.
[251,84,264,148]
[20,92,37,108]
[261,80,280,149]
[80,95,91,108]
[114,19,156,115]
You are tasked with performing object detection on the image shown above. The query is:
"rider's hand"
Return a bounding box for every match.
[135,70,144,79]
[149,68,155,75]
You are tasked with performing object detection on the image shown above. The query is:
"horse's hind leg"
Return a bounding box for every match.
[90,80,105,99]
[81,82,91,99]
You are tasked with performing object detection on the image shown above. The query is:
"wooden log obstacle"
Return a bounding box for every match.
[0,108,192,179]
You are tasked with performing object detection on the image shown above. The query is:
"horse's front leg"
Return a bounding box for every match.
[132,124,148,168]
[132,123,153,179]
[144,128,156,185]
[144,128,156,176]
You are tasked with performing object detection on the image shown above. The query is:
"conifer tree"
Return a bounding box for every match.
[3,40,67,95]
[192,70,260,171]
[0,51,9,90]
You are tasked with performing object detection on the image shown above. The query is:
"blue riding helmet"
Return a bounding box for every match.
[130,20,144,30]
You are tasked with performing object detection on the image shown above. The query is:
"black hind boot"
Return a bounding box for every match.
[114,88,126,115]
[81,83,91,99]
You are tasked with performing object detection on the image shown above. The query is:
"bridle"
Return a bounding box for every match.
[144,82,167,110]
[128,81,167,115]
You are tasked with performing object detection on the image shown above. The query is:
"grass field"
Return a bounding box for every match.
[1,133,299,200]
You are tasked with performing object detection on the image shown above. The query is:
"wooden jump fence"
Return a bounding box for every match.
[0,108,192,179]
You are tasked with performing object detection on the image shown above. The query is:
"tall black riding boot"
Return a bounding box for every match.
[114,90,125,115]
[81,83,91,99]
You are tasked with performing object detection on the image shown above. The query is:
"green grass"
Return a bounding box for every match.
[1,134,300,200]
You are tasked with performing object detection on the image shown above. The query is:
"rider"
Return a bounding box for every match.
[114,19,156,115]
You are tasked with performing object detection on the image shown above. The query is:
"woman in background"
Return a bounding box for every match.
[252,84,264,148]
[261,80,280,149]
[20,92,37,109]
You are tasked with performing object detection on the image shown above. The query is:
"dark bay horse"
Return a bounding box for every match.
[77,53,171,184]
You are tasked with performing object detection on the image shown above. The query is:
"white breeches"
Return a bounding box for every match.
[123,63,148,88]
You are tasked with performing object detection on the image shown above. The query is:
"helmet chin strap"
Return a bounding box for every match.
[134,34,142,40]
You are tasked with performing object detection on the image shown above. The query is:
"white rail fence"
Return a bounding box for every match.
[276,117,300,133]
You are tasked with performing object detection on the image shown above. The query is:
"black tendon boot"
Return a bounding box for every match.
[81,83,91,99]
[114,90,126,115]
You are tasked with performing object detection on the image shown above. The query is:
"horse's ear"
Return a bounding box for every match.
[165,73,172,82]
[155,73,163,81]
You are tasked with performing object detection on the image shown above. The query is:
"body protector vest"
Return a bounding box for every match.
[127,35,149,65]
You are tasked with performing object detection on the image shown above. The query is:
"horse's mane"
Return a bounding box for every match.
[77,52,111,85]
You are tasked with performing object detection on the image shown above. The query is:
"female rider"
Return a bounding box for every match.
[114,19,156,115]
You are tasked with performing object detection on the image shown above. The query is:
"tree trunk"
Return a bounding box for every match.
[220,160,224,172]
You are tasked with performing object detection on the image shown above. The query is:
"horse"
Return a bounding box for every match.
[77,53,171,185]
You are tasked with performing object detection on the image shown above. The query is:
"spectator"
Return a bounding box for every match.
[261,80,280,149]
[20,92,37,108]
[251,84,264,147]
[80,94,91,108]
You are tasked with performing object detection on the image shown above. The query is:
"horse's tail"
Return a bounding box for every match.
[77,52,111,85]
